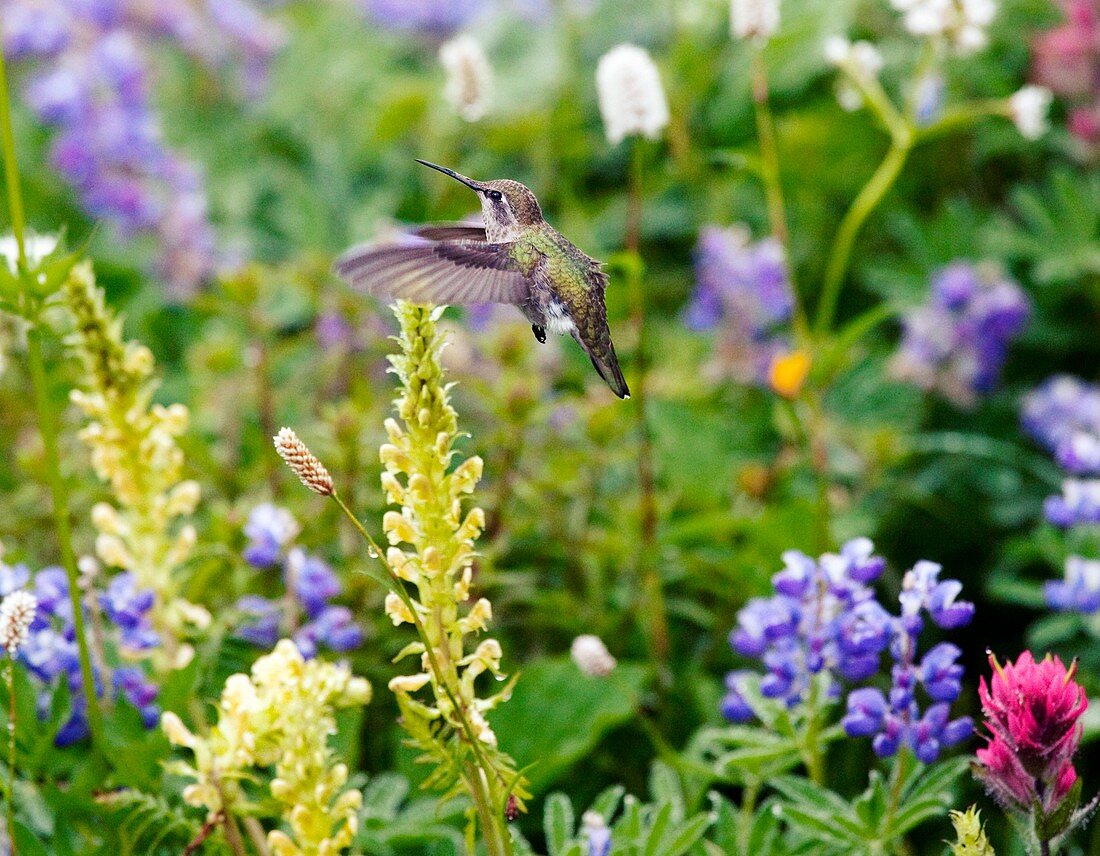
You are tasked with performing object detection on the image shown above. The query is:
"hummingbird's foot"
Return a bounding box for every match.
[532,324,546,344]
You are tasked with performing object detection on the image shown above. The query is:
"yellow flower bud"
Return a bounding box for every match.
[382,511,417,545]
[388,672,432,693]
[384,593,416,626]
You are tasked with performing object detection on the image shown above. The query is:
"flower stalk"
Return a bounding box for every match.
[278,304,526,856]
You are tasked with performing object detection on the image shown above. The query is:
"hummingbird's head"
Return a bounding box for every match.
[416,160,543,241]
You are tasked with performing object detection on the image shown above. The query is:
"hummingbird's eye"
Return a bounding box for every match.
[486,190,503,202]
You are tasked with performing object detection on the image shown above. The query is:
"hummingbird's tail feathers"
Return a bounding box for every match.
[334,241,531,306]
[572,331,630,399]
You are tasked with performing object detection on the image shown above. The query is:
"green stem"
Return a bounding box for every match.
[750,53,789,249]
[0,45,26,273]
[750,51,808,344]
[6,660,15,856]
[738,781,759,855]
[330,493,514,856]
[26,329,103,747]
[815,137,911,336]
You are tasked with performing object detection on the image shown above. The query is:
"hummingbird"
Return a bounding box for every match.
[334,160,630,399]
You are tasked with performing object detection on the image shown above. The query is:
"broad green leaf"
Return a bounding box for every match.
[591,785,626,821]
[488,657,648,793]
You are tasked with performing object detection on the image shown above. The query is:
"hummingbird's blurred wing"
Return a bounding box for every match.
[334,239,530,305]
[408,223,487,242]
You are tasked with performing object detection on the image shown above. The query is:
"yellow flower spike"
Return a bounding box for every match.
[64,263,207,673]
[374,302,529,842]
[769,349,812,399]
[163,639,370,854]
[949,807,995,856]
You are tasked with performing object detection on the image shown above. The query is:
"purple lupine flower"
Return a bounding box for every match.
[685,226,795,385]
[1056,431,1100,475]
[1,0,283,295]
[891,262,1030,407]
[235,508,363,656]
[582,811,612,856]
[719,669,756,723]
[100,572,159,651]
[302,605,364,653]
[14,563,163,746]
[361,0,487,34]
[840,563,973,762]
[1046,556,1100,613]
[0,561,31,597]
[286,548,341,618]
[234,595,281,648]
[1044,479,1100,527]
[1023,376,1100,451]
[113,666,160,728]
[242,503,299,568]
[722,539,895,716]
[898,560,975,631]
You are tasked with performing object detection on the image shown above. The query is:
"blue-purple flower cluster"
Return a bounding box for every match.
[722,539,974,763]
[235,503,363,658]
[361,0,486,34]
[891,262,1030,407]
[684,226,795,385]
[1,0,283,295]
[1022,375,1100,612]
[1,557,159,746]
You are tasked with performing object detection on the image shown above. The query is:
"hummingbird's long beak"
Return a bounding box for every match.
[415,159,484,192]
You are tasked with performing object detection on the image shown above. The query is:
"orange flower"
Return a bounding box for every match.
[769,350,811,399]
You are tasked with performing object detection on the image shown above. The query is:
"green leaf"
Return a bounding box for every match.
[13,820,50,856]
[659,813,713,856]
[900,756,970,806]
[590,785,626,821]
[544,792,575,856]
[852,771,889,832]
[642,802,673,856]
[648,761,684,822]
[363,772,411,821]
[488,657,648,793]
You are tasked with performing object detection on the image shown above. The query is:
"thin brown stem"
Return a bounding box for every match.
[626,140,669,674]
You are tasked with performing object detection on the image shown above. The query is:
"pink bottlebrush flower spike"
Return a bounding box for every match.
[974,650,1087,814]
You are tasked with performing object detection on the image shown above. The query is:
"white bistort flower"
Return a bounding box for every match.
[824,37,884,111]
[890,0,997,55]
[596,44,670,145]
[731,0,780,41]
[571,634,617,677]
[440,34,493,122]
[0,590,38,655]
[1009,85,1052,140]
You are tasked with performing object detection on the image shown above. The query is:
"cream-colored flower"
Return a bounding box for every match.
[571,634,617,677]
[0,590,38,654]
[440,34,493,122]
[596,44,670,145]
[1009,85,1052,140]
[163,639,370,854]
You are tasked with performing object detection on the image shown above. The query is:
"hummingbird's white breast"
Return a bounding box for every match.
[544,298,576,336]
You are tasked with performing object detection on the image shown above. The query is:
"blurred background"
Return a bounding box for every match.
[0,0,1099,851]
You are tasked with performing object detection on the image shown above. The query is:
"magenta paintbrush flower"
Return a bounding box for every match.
[975,651,1087,814]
